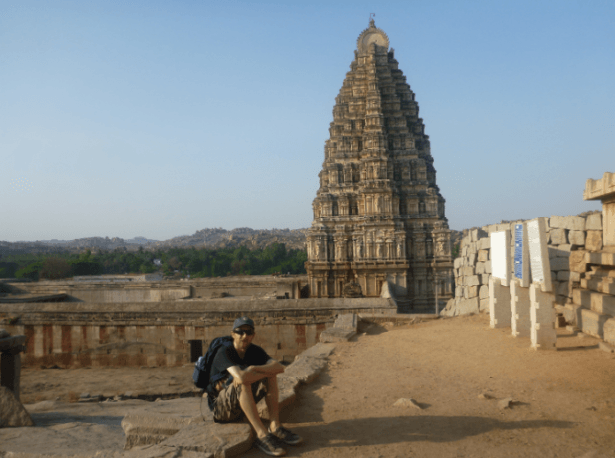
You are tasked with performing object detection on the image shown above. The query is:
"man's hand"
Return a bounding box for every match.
[228,359,284,385]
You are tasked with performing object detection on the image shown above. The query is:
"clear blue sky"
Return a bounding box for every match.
[2,0,613,242]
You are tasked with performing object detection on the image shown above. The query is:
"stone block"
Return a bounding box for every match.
[557,271,570,281]
[530,285,557,350]
[589,291,615,316]
[604,318,615,346]
[569,250,588,272]
[511,279,532,338]
[550,228,568,245]
[550,256,570,271]
[557,244,572,252]
[476,262,485,274]
[466,275,480,287]
[578,307,610,340]
[479,298,490,312]
[586,212,603,231]
[461,266,475,277]
[469,253,476,266]
[467,285,478,298]
[320,328,355,343]
[479,238,491,250]
[479,285,489,299]
[478,250,489,262]
[586,231,603,251]
[481,274,491,285]
[484,261,492,274]
[556,282,569,298]
[454,258,463,269]
[471,228,487,242]
[568,230,585,246]
[490,277,511,329]
[0,386,34,428]
[333,313,358,331]
[570,271,581,282]
[550,215,586,231]
[455,297,480,316]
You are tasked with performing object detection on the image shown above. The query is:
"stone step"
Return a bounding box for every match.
[576,307,611,340]
[579,277,615,295]
[572,288,615,316]
[588,251,615,266]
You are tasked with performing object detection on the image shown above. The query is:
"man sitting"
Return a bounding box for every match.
[208,316,303,457]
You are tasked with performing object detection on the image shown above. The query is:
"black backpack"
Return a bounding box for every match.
[192,336,234,391]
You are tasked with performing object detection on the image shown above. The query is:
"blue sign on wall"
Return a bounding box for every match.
[514,224,523,279]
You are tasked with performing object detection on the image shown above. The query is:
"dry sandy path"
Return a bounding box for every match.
[14,314,615,457]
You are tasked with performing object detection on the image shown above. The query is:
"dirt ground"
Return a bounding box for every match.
[19,314,615,458]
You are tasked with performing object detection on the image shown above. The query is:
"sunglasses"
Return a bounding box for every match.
[233,328,254,336]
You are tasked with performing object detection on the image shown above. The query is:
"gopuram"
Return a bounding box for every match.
[305,19,454,310]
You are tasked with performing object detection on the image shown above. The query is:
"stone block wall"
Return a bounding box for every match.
[444,212,603,316]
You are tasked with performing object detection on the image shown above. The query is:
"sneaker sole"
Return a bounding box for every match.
[255,441,286,457]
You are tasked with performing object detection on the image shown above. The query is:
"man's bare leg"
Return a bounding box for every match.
[237,380,268,438]
[264,375,281,432]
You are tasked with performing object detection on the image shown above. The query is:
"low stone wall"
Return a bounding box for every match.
[444,212,603,316]
[1,275,307,303]
[0,298,395,368]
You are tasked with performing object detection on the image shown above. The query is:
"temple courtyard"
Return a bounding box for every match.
[3,314,615,458]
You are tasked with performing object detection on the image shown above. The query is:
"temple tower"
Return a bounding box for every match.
[305,19,454,310]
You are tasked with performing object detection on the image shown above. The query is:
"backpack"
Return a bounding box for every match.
[192,336,234,391]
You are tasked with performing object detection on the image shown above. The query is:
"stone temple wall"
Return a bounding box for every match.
[443,212,603,316]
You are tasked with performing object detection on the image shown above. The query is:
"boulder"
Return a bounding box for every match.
[0,386,34,428]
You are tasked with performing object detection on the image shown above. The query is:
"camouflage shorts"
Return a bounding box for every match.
[212,379,268,423]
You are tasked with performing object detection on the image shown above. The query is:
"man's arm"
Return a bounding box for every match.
[227,359,284,385]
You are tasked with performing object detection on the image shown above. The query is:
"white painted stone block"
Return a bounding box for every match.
[529,284,557,350]
[489,276,511,329]
[511,279,532,338]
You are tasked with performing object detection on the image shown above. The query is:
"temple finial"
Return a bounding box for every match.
[369,13,375,28]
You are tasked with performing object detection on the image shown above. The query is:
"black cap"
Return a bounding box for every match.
[233,316,255,330]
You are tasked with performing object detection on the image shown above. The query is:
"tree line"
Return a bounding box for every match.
[0,243,307,281]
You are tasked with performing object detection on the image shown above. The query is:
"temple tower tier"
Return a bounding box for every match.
[305,19,453,311]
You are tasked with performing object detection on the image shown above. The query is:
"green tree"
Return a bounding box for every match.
[40,258,72,280]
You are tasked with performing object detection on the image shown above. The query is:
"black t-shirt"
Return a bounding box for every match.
[210,343,270,386]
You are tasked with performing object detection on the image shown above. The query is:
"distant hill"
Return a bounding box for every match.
[0,228,310,255]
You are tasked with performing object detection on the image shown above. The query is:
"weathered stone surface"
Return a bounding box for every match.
[604,318,615,345]
[550,228,568,245]
[481,274,490,285]
[0,386,34,428]
[461,266,475,276]
[467,275,480,287]
[550,215,586,231]
[585,212,603,231]
[586,231,603,251]
[569,231,585,246]
[479,298,490,313]
[557,282,570,298]
[557,271,570,281]
[161,422,253,458]
[479,285,489,299]
[484,261,492,274]
[475,262,486,274]
[479,238,491,250]
[478,250,489,262]
[570,250,589,272]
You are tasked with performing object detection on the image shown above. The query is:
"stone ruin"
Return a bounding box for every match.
[305,19,454,310]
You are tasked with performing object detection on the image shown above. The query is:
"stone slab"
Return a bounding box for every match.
[550,228,567,245]
[511,279,531,338]
[0,386,34,427]
[489,277,511,328]
[160,421,253,458]
[333,313,358,331]
[530,285,557,350]
[604,317,615,345]
[319,328,355,343]
[578,307,611,340]
[550,215,586,231]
